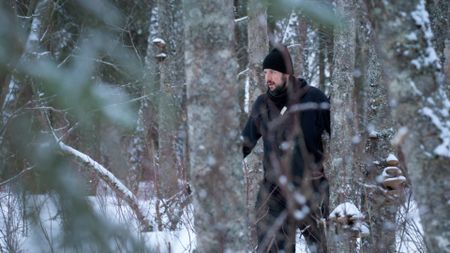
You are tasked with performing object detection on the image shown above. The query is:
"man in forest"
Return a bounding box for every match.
[242,44,330,253]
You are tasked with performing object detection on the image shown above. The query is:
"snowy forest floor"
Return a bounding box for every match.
[0,182,423,253]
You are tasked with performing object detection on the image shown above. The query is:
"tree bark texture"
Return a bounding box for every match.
[142,2,160,185]
[245,0,268,250]
[157,0,186,198]
[328,0,360,252]
[366,1,450,252]
[296,14,308,79]
[184,1,247,252]
[425,0,449,67]
[358,17,398,252]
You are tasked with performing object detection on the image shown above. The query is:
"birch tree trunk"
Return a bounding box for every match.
[184,1,247,252]
[157,0,185,198]
[328,0,360,251]
[0,0,52,192]
[1,0,52,136]
[235,0,248,132]
[365,1,450,252]
[246,0,268,250]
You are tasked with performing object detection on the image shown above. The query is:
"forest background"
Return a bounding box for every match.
[0,0,449,252]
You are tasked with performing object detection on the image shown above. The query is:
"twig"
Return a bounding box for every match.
[238,68,249,78]
[127,30,142,63]
[258,211,288,253]
[235,16,248,23]
[0,166,34,188]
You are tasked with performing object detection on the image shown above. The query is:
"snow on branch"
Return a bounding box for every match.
[234,16,248,23]
[59,142,133,199]
[58,141,152,231]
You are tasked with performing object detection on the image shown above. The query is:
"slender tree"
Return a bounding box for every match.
[245,0,268,249]
[157,0,185,199]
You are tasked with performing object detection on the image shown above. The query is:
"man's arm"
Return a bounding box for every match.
[323,95,331,135]
[242,117,261,158]
[242,97,263,158]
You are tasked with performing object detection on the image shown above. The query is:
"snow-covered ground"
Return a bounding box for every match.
[0,183,198,253]
[0,184,422,253]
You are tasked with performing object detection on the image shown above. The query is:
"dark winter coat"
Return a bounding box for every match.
[242,78,330,187]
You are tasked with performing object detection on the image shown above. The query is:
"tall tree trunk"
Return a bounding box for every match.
[365,1,450,252]
[0,1,23,92]
[1,0,51,135]
[184,1,247,252]
[318,24,327,91]
[143,2,160,185]
[328,0,361,252]
[362,45,398,253]
[246,0,268,250]
[295,14,308,79]
[1,0,52,192]
[445,39,450,85]
[247,0,268,109]
[127,100,146,193]
[157,0,185,198]
[235,0,248,132]
[357,8,398,252]
[126,1,155,194]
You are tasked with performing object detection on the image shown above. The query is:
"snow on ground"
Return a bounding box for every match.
[0,185,424,252]
[396,196,425,253]
[0,184,197,253]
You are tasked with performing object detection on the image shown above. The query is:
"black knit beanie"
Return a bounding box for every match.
[262,48,286,74]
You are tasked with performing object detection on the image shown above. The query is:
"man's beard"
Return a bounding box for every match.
[268,81,287,96]
[267,75,287,92]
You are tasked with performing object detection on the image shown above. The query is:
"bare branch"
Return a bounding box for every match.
[42,109,152,231]
[0,166,34,187]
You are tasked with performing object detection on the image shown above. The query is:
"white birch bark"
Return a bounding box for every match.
[1,0,51,141]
